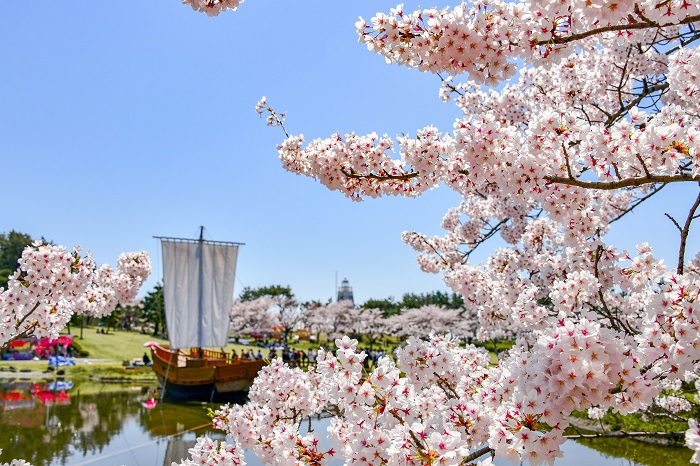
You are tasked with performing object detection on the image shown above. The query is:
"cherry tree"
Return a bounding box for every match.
[342,306,390,352]
[230,297,278,336]
[385,304,463,339]
[178,0,700,464]
[302,299,356,342]
[271,295,305,343]
[0,242,151,351]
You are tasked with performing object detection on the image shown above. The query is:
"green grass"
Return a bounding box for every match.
[70,327,169,361]
[570,408,696,435]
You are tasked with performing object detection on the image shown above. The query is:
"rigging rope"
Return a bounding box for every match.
[69,421,213,466]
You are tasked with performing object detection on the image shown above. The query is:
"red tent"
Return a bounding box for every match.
[37,335,74,348]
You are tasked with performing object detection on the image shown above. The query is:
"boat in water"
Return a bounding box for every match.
[151,228,264,402]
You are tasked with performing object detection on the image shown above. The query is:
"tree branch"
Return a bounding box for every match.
[461,445,493,464]
[608,184,667,225]
[341,167,418,181]
[538,15,700,47]
[676,189,700,274]
[546,173,700,190]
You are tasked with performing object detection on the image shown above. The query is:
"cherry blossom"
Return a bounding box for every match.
[0,242,151,350]
[182,0,244,17]
[180,0,700,463]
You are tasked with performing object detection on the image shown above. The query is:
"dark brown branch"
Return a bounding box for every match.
[676,190,700,274]
[608,184,667,225]
[592,245,638,335]
[434,371,460,399]
[1,322,39,352]
[341,168,419,181]
[546,173,700,190]
[464,218,509,258]
[461,445,493,464]
[666,213,683,233]
[636,154,653,178]
[605,82,669,127]
[668,30,700,54]
[409,233,452,268]
[438,72,465,97]
[0,302,42,352]
[538,14,700,46]
[562,143,574,179]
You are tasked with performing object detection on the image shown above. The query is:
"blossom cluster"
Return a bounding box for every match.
[688,419,700,464]
[176,336,501,466]
[0,451,30,466]
[0,242,151,348]
[182,0,244,16]
[179,327,696,465]
[199,0,700,462]
[195,358,332,466]
[356,2,699,81]
[256,96,286,129]
[176,436,244,466]
[178,331,656,465]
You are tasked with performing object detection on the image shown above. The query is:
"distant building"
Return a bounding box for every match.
[337,277,354,304]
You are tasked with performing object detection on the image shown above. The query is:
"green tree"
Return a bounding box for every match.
[239,284,294,301]
[400,291,464,310]
[0,230,34,289]
[361,297,401,317]
[116,302,142,331]
[142,283,166,338]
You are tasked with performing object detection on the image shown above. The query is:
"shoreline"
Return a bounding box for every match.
[566,414,685,446]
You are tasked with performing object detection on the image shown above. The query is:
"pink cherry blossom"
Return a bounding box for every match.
[177,1,700,464]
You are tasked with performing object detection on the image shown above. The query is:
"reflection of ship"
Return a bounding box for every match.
[163,439,191,466]
[161,437,229,466]
[151,228,264,402]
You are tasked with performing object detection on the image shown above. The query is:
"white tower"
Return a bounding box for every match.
[337,277,354,304]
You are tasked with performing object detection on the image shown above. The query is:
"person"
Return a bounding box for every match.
[256,350,263,360]
[307,348,316,369]
[142,352,151,366]
[230,349,238,362]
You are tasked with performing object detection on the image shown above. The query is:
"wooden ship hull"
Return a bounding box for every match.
[151,344,264,402]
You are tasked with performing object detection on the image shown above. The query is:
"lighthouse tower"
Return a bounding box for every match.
[337,277,354,304]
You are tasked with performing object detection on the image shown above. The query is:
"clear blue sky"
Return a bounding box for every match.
[1,1,697,305]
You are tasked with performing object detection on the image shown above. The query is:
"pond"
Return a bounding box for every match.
[0,378,693,465]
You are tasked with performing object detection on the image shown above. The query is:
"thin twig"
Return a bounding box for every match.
[676,190,700,274]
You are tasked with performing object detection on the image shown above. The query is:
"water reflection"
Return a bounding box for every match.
[0,379,693,465]
[0,378,218,466]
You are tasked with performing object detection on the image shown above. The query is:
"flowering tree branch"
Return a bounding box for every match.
[538,13,700,47]
[545,173,700,190]
[179,2,700,465]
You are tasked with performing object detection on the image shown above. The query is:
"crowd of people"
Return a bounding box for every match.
[229,338,392,371]
[230,345,317,369]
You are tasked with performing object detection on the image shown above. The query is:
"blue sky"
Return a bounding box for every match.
[2,1,697,305]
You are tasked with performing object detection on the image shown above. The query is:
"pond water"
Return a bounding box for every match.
[0,379,692,466]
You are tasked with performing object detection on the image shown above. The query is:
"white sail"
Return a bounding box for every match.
[161,239,238,349]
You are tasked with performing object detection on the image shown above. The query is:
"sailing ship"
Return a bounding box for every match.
[150,228,264,402]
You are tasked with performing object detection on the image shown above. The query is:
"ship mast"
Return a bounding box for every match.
[197,225,204,358]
